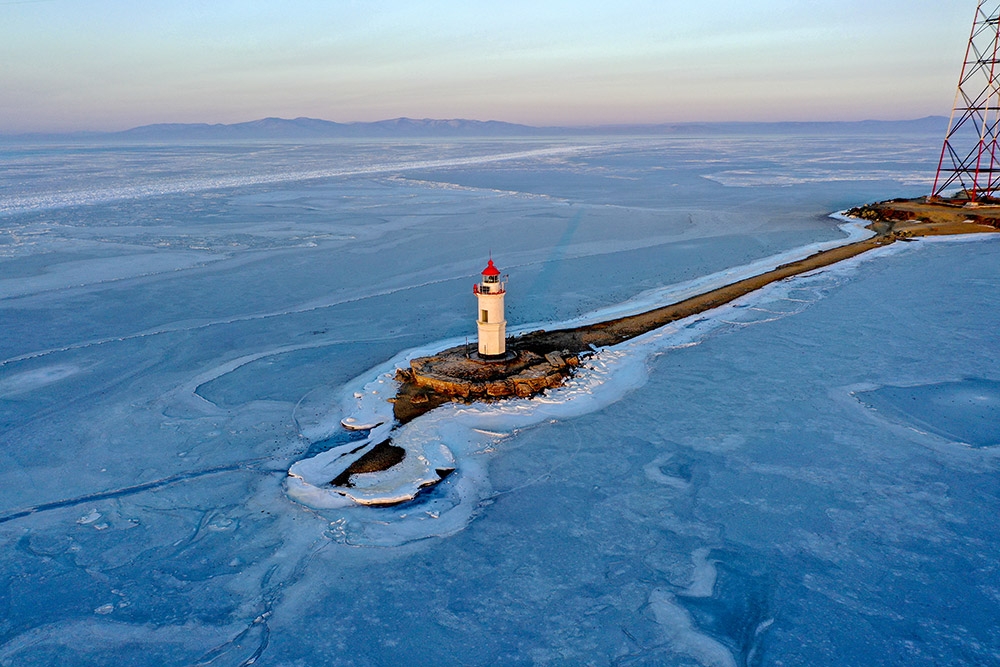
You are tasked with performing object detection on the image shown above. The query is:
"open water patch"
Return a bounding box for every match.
[857,378,1000,448]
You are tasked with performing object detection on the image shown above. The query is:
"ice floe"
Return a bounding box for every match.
[649,588,737,667]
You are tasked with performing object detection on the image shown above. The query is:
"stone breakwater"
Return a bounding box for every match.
[389,198,1000,425]
[310,199,1000,502]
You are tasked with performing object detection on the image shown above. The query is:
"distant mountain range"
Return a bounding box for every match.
[117,117,543,140]
[3,115,949,142]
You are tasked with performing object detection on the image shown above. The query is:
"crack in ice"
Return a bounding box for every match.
[0,461,271,525]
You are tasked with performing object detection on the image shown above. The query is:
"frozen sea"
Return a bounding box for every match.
[1,132,998,666]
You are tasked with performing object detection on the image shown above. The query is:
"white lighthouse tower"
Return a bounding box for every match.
[474,258,507,358]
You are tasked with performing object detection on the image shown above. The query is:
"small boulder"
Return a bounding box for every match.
[544,351,566,368]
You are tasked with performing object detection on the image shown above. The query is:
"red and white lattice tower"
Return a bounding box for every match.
[933,0,1000,201]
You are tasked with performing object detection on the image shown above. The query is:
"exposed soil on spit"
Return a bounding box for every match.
[846,196,1000,235]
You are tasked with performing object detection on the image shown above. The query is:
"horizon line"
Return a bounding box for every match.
[1,114,950,139]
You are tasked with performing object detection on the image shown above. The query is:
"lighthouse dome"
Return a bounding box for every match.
[482,259,501,277]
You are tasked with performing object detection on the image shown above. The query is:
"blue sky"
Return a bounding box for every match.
[0,0,972,132]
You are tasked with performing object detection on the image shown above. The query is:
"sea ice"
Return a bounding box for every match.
[857,377,1000,448]
[2,132,998,665]
[286,215,877,513]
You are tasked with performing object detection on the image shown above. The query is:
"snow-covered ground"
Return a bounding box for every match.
[1,133,998,665]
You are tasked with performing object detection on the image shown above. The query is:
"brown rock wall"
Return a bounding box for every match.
[399,345,576,413]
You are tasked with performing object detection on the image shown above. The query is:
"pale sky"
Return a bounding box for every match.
[0,0,972,133]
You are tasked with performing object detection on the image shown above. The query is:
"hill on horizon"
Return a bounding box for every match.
[3,115,949,142]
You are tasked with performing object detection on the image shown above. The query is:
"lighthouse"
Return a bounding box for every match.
[474,258,507,358]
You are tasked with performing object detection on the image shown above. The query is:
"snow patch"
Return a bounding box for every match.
[683,548,718,598]
[703,169,932,188]
[644,453,692,490]
[649,589,737,667]
[76,509,101,525]
[0,365,80,397]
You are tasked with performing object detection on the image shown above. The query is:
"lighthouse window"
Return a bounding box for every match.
[481,309,489,323]
[484,275,498,283]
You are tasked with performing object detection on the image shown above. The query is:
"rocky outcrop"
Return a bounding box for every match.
[410,349,575,397]
[392,347,580,420]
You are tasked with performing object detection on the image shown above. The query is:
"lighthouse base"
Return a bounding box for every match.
[393,346,580,422]
[470,350,518,363]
